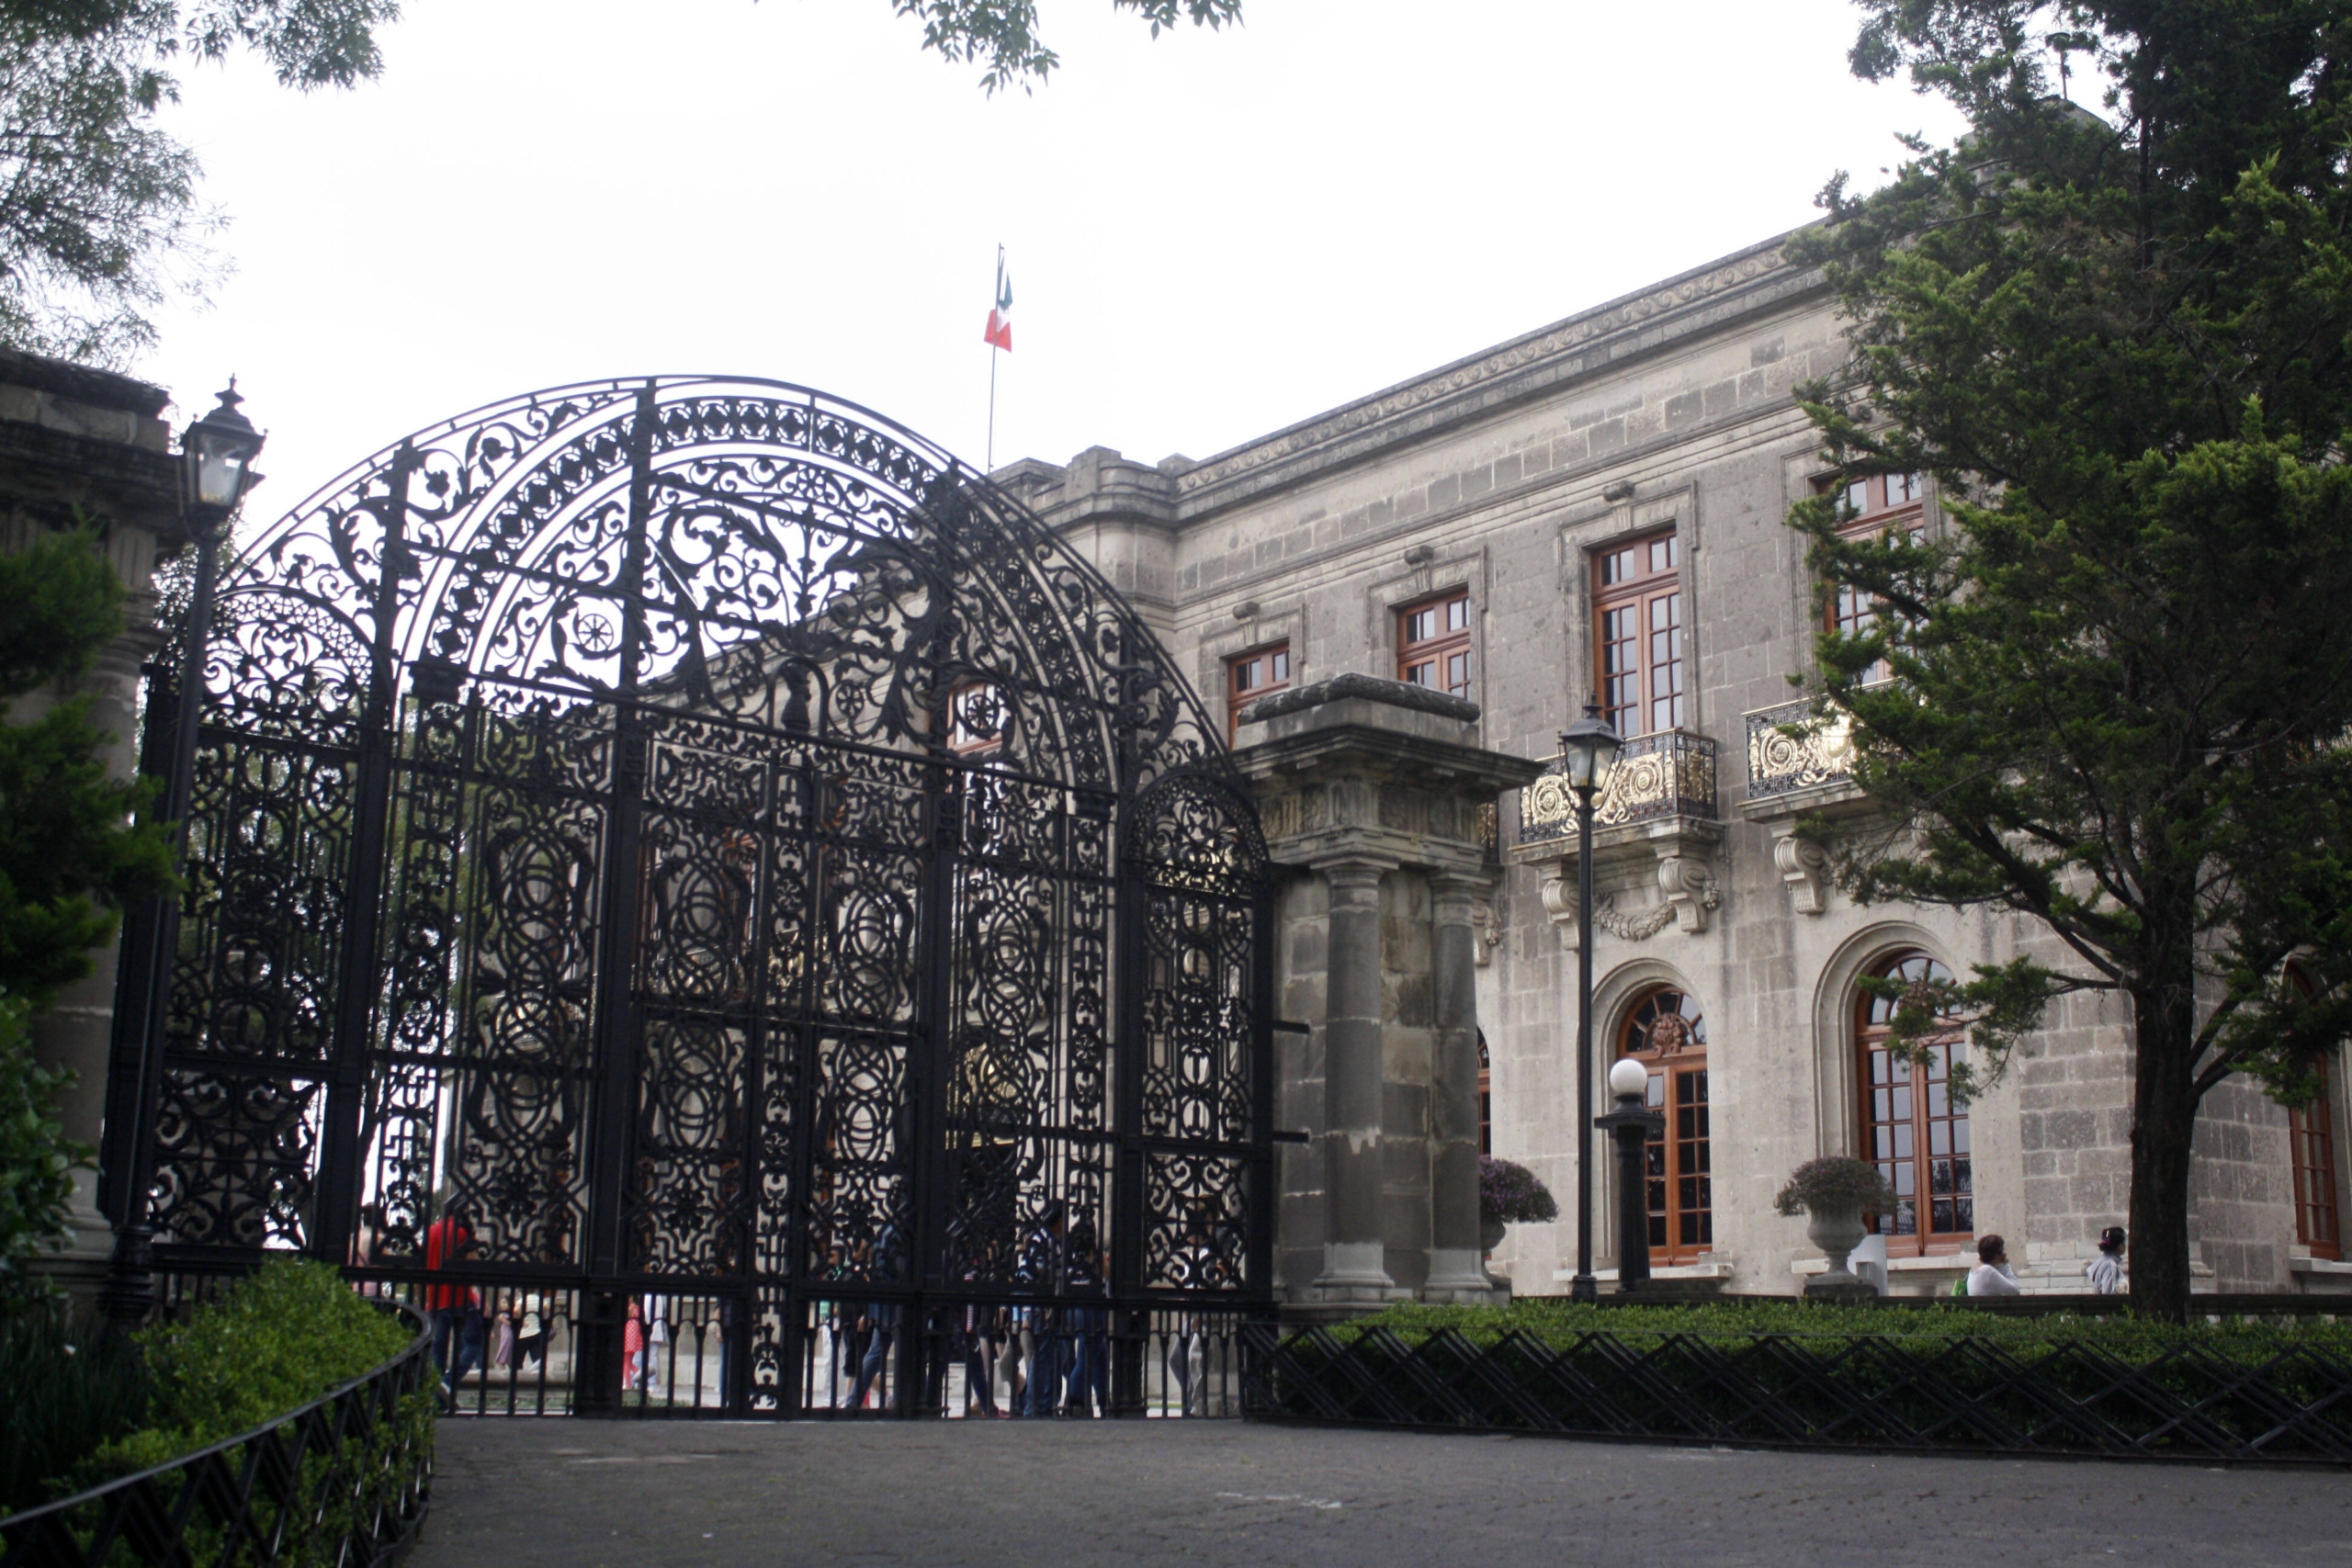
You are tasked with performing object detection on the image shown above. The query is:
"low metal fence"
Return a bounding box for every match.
[1240,1322,2352,1465]
[0,1303,434,1567]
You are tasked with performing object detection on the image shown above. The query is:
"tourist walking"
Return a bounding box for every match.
[423,1201,484,1412]
[2086,1225,2127,1293]
[623,1298,646,1396]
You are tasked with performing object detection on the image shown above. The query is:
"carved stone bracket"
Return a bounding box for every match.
[1772,830,1831,916]
[1540,834,1722,951]
[1657,852,1722,934]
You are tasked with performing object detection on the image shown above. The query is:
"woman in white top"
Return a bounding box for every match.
[1967,1233,2023,1296]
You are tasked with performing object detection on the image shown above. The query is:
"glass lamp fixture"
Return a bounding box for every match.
[1608,1055,1649,1101]
[179,381,266,536]
[1556,700,1624,795]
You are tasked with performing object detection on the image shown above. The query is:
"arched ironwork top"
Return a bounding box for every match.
[216,375,1257,828]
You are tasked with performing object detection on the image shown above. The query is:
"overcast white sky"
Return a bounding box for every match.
[138,0,1966,517]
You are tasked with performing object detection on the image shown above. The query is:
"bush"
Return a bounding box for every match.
[1772,1156,1897,1217]
[1339,1295,2352,1368]
[0,990,88,1306]
[1479,1157,1557,1225]
[0,1303,147,1516]
[75,1259,415,1486]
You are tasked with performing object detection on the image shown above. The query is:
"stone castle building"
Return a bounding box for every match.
[1006,228,2352,1302]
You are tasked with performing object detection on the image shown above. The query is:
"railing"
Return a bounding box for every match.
[1746,695,1860,799]
[0,1303,434,1567]
[1519,731,1717,847]
[1242,1321,2352,1464]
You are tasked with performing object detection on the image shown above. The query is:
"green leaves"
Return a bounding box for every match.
[0,529,173,1010]
[885,0,1240,93]
[0,991,87,1307]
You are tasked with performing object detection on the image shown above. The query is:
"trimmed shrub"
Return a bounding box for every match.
[1479,1157,1557,1225]
[0,1303,147,1516]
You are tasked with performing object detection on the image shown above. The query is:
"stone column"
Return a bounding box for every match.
[1424,868,1493,1299]
[1315,859,1395,1295]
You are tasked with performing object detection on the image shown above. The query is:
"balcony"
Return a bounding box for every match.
[1517,730,1719,849]
[1745,696,1858,801]
[1509,731,1722,944]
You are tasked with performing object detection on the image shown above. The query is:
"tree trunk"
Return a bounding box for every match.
[2127,974,2201,1322]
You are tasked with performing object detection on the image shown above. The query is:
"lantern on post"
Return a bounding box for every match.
[1557,699,1623,1304]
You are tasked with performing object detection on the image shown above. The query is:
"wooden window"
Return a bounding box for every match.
[2287,964,2342,1259]
[948,682,1005,757]
[1824,473,1925,686]
[1591,530,1683,738]
[1619,987,1709,1263]
[1226,643,1291,741]
[1477,1030,1491,1157]
[1858,953,1973,1256]
[1397,591,1471,699]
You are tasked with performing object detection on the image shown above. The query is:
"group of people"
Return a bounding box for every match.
[1962,1225,2128,1296]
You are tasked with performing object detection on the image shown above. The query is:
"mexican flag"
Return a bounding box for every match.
[984,252,1012,351]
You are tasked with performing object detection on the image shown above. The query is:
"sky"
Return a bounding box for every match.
[138,0,1969,522]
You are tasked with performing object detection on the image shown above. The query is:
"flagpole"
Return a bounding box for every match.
[985,243,1003,473]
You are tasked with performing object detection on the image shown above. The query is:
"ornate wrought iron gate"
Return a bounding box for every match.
[102,378,1274,1416]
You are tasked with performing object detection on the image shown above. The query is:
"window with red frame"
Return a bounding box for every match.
[2287,965,2343,1259]
[1825,472,1925,685]
[948,682,1007,757]
[1397,592,1471,699]
[1858,953,1973,1257]
[1619,987,1710,1263]
[1227,643,1290,741]
[1592,530,1683,737]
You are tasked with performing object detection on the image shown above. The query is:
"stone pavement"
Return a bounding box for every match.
[413,1417,2352,1568]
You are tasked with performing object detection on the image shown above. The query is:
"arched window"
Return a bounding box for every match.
[1476,1030,1491,1156]
[1857,953,1971,1255]
[2286,965,2341,1260]
[1618,987,1709,1263]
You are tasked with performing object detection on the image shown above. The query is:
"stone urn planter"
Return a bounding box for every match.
[1479,1156,1555,1258]
[1775,1156,1896,1301]
[1805,1203,1869,1285]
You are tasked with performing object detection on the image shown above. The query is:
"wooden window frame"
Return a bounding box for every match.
[1225,642,1291,742]
[2286,964,2343,1259]
[1589,529,1684,739]
[1857,953,1973,1258]
[1396,590,1472,699]
[948,682,1006,758]
[1822,472,1926,686]
[1618,987,1710,1265]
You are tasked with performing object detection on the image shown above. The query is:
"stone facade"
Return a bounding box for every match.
[1013,231,2352,1300]
[0,348,183,1299]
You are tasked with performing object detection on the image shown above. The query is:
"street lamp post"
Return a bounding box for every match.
[1597,1055,1664,1294]
[100,384,266,1336]
[1558,699,1622,1304]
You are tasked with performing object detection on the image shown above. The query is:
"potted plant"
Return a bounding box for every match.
[1774,1156,1897,1292]
[1479,1156,1558,1254]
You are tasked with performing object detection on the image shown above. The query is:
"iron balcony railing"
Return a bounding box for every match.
[1518,730,1717,847]
[1746,695,1863,800]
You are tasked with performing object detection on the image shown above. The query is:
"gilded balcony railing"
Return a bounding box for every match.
[1746,697,1860,799]
[1518,730,1718,846]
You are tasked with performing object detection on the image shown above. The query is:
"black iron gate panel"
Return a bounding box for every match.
[104,378,1274,1417]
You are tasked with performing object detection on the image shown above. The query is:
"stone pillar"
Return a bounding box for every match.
[1315,859,1396,1297]
[1424,868,1494,1299]
[0,348,184,1302]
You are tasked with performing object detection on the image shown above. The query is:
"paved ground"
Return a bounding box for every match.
[413,1417,2352,1568]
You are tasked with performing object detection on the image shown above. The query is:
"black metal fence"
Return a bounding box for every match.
[0,1305,435,1567]
[1241,1323,2352,1465]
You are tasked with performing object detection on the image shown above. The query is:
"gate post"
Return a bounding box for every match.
[578,384,662,1416]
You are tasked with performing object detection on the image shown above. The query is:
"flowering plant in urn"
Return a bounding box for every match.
[1775,1157,1895,1291]
[1772,1156,1896,1217]
[1480,1157,1558,1226]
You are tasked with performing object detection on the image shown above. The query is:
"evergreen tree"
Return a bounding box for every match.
[0,527,171,1295]
[1789,1,2352,1318]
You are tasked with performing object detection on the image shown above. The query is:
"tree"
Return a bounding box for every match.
[0,527,173,1296]
[0,0,1239,365]
[1787,0,2352,1319]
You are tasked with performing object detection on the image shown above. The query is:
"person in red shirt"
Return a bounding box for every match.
[424,1201,483,1411]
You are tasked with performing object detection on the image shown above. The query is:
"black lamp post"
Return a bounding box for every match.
[1596,1055,1664,1294]
[1558,698,1623,1304]
[100,383,266,1335]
